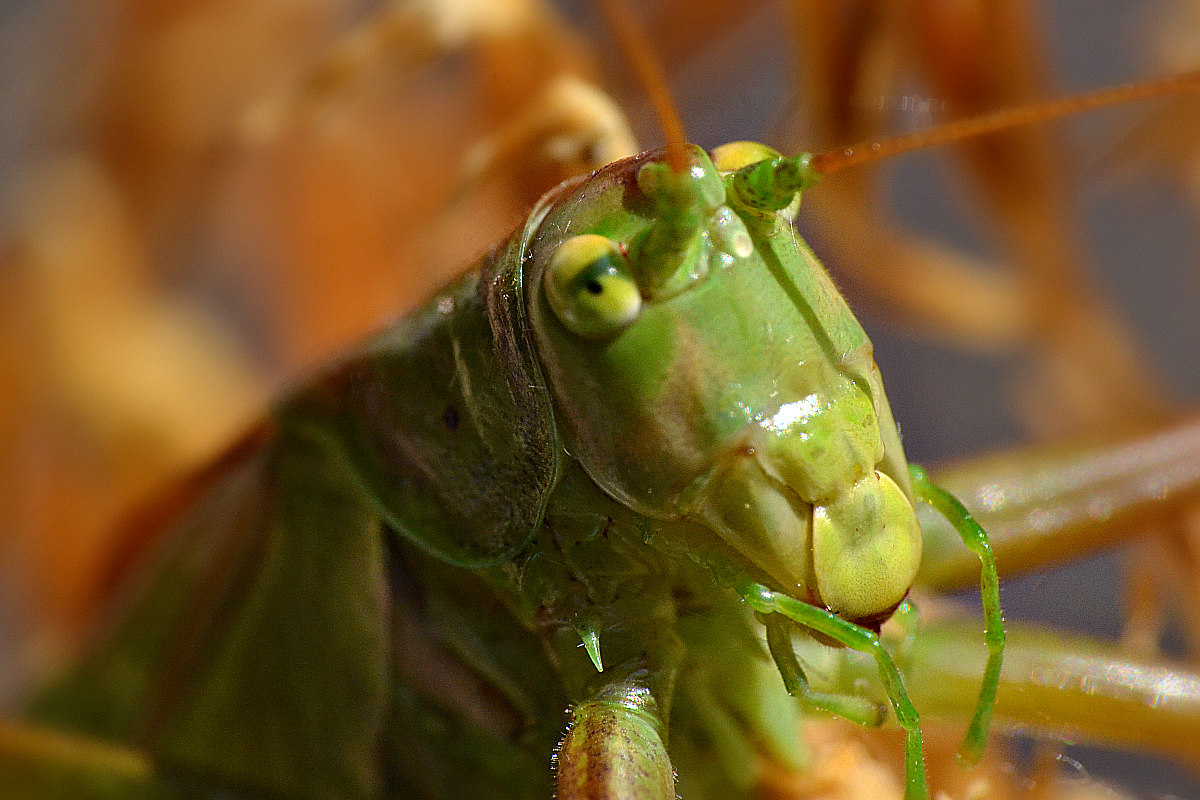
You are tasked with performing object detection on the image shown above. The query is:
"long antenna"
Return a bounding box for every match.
[810,70,1200,175]
[596,0,689,173]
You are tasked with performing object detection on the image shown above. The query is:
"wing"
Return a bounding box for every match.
[29,423,391,800]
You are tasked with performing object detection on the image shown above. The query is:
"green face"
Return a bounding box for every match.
[525,145,922,624]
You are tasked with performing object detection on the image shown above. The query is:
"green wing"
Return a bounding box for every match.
[30,426,390,800]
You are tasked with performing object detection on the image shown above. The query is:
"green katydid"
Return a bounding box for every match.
[3,133,1004,800]
[7,2,1200,797]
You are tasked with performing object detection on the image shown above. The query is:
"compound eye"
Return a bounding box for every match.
[544,234,642,339]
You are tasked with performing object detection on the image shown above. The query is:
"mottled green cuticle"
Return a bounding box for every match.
[729,153,821,212]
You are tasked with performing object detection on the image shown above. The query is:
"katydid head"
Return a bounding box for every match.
[523,144,922,626]
[515,61,1200,628]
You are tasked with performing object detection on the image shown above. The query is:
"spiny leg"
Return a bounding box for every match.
[737,579,929,800]
[909,464,1005,764]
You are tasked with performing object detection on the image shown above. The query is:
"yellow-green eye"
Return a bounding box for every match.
[545,234,642,338]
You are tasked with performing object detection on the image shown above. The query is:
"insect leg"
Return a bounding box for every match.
[783,601,1200,767]
[908,464,1005,765]
[901,618,1200,763]
[555,678,674,800]
[737,579,929,800]
[917,414,1200,590]
[760,614,887,726]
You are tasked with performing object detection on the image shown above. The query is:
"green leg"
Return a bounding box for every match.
[555,679,675,800]
[737,579,930,800]
[761,615,888,727]
[909,464,1006,764]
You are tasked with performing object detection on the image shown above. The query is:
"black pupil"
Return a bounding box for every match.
[584,279,604,295]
